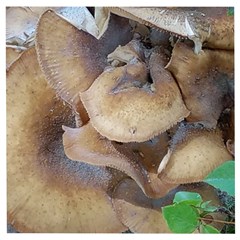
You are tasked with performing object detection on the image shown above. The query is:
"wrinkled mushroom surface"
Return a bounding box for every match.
[81,46,189,142]
[7,48,126,233]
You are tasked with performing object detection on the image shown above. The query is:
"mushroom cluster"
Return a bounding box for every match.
[7,7,234,233]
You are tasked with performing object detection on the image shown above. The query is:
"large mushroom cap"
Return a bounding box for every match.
[158,123,232,184]
[80,47,189,142]
[166,41,234,128]
[112,178,225,233]
[36,9,132,125]
[7,48,126,233]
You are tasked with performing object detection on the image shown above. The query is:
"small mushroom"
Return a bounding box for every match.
[166,41,234,128]
[112,178,225,233]
[158,123,232,184]
[63,122,177,198]
[7,48,126,233]
[36,10,132,126]
[80,46,189,142]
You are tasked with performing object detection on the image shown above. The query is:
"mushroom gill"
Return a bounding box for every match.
[158,123,232,184]
[80,45,189,142]
[166,41,234,128]
[7,48,126,233]
[112,178,225,233]
[63,122,177,199]
[36,10,132,126]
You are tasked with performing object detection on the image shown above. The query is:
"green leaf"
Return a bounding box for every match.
[201,224,220,233]
[204,161,235,196]
[200,201,218,213]
[174,191,202,206]
[162,202,199,233]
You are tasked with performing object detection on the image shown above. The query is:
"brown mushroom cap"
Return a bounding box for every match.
[36,10,132,125]
[112,178,225,233]
[63,122,177,199]
[7,48,126,233]
[80,47,189,142]
[166,41,234,128]
[158,123,232,184]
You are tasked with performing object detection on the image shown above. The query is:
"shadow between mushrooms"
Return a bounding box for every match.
[7,48,127,233]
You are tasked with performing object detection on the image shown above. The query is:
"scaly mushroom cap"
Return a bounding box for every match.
[112,179,225,233]
[158,123,232,184]
[63,122,177,199]
[80,47,189,142]
[166,41,234,128]
[107,7,234,53]
[36,10,132,125]
[7,48,126,233]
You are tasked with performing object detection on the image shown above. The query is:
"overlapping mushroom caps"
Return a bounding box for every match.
[166,41,234,128]
[80,41,189,142]
[7,48,127,233]
[8,6,234,233]
[36,9,132,126]
[112,179,226,233]
[106,7,234,53]
[63,123,178,198]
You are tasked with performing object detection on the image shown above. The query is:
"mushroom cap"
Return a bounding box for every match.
[80,47,189,142]
[108,7,234,53]
[36,9,132,125]
[63,122,177,199]
[158,123,232,184]
[112,178,225,233]
[7,48,126,233]
[166,41,234,128]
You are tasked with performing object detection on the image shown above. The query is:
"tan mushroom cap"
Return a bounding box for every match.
[158,123,232,184]
[63,122,177,199]
[166,41,234,128]
[7,48,126,233]
[80,47,189,142]
[36,10,132,125]
[112,179,225,233]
